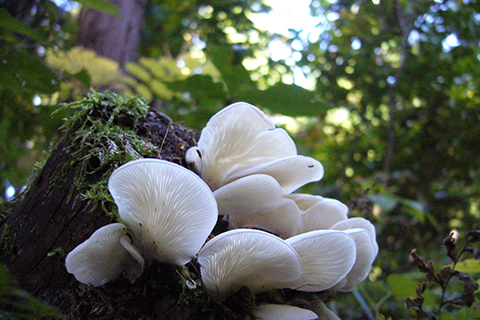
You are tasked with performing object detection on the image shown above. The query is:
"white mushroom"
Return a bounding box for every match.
[225,155,324,195]
[228,198,302,239]
[186,102,323,193]
[285,194,349,233]
[249,304,319,320]
[197,229,302,297]
[65,223,144,287]
[330,218,378,291]
[108,159,218,266]
[330,217,378,256]
[213,174,286,216]
[283,230,357,292]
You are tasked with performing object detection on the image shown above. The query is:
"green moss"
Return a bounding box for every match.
[47,248,65,258]
[51,91,163,218]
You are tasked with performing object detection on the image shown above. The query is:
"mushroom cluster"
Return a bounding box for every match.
[66,159,218,286]
[186,102,377,290]
[66,102,378,319]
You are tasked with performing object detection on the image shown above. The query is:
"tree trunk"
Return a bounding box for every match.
[0,92,205,319]
[77,0,147,67]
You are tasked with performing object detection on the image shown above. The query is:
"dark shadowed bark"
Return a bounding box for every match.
[0,93,207,319]
[77,0,147,67]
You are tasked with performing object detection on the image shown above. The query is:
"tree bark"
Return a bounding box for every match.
[0,93,205,319]
[77,0,147,67]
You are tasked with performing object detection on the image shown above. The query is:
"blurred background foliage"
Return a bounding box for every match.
[1,0,479,318]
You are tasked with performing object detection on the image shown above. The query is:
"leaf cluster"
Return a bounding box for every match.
[407,231,480,319]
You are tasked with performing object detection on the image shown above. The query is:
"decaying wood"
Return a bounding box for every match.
[0,94,208,319]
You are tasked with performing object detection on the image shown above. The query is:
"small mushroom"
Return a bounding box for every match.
[249,304,319,320]
[283,230,357,292]
[108,159,218,265]
[197,229,302,297]
[65,223,144,287]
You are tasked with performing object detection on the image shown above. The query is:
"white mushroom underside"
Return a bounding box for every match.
[108,159,218,265]
[197,229,302,297]
[283,230,357,292]
[65,223,144,287]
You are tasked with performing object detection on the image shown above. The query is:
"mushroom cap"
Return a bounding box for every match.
[250,304,319,320]
[283,230,357,292]
[197,229,302,297]
[108,159,218,266]
[65,223,144,287]
[228,198,302,239]
[193,102,298,190]
[330,218,378,291]
[285,194,324,211]
[213,174,285,216]
[286,195,348,233]
[226,155,324,194]
[330,228,376,291]
[330,217,378,256]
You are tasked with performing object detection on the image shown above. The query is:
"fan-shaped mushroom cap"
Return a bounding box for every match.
[228,198,302,239]
[188,102,314,191]
[330,218,378,291]
[330,217,378,256]
[286,194,348,233]
[283,230,356,292]
[108,159,218,266]
[225,156,324,194]
[249,304,319,320]
[213,174,285,216]
[197,229,302,297]
[66,223,144,287]
[285,194,324,211]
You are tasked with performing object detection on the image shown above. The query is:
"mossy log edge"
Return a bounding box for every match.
[0,93,208,319]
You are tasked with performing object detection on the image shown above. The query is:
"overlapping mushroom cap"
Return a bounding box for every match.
[108,159,218,265]
[186,102,324,203]
[287,193,378,292]
[197,229,303,297]
[66,159,218,286]
[282,230,357,292]
[66,223,144,287]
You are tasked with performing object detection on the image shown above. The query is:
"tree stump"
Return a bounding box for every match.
[0,92,212,319]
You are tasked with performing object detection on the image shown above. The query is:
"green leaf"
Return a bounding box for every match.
[0,46,59,94]
[454,259,480,274]
[387,273,419,298]
[441,304,480,320]
[77,0,120,16]
[0,9,47,44]
[166,74,226,107]
[66,69,92,88]
[239,82,332,117]
[208,45,253,94]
